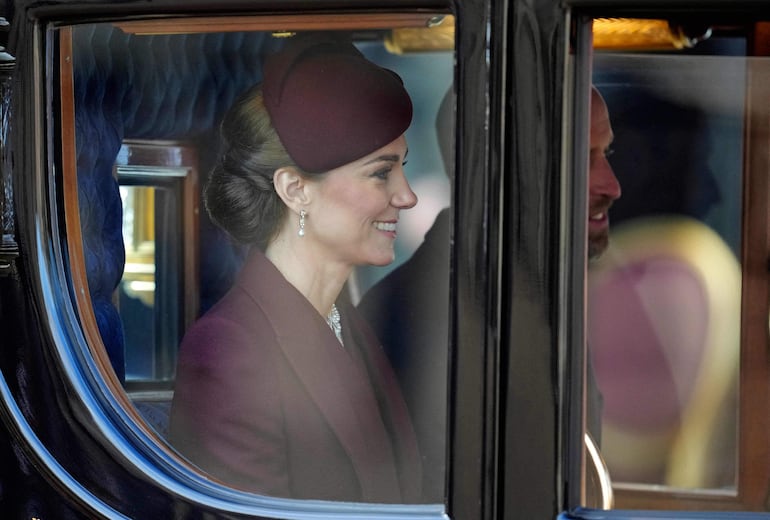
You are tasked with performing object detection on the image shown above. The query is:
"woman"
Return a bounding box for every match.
[168,34,423,504]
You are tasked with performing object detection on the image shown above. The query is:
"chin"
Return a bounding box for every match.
[588,228,610,258]
[588,238,608,260]
[366,251,396,266]
[369,257,395,267]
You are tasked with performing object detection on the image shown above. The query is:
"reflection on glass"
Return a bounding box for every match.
[119,185,156,360]
[589,216,740,490]
[68,15,453,504]
[110,142,198,437]
[118,183,184,384]
[588,41,746,500]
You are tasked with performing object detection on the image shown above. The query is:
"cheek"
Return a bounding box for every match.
[588,159,610,191]
[326,186,383,222]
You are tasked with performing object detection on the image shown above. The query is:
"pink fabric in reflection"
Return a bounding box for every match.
[588,257,709,432]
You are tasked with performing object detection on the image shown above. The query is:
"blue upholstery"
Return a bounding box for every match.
[72,24,278,381]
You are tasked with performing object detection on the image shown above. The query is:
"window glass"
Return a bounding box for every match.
[583,17,769,511]
[116,142,199,388]
[60,15,454,505]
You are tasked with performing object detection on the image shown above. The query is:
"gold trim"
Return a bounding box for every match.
[385,15,455,54]
[593,18,709,51]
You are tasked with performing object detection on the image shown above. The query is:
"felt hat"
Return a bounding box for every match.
[262,34,413,173]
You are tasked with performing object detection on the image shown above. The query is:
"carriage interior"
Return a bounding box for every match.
[61,13,758,510]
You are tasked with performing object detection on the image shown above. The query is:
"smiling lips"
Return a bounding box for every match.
[374,221,397,233]
[589,211,608,231]
[589,197,613,226]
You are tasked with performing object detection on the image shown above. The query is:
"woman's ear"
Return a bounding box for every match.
[272,166,310,212]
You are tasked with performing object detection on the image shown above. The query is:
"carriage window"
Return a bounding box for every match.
[582,16,770,512]
[59,14,454,507]
[116,141,199,387]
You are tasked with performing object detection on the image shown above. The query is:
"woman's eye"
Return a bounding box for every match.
[402,159,409,167]
[372,168,391,180]
[604,146,615,158]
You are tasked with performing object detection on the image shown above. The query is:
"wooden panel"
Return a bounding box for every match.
[59,27,121,390]
[114,140,198,168]
[735,31,770,511]
[60,30,182,449]
[116,139,201,333]
[114,12,446,35]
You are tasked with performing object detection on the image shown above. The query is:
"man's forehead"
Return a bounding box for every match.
[590,89,612,140]
[590,88,608,118]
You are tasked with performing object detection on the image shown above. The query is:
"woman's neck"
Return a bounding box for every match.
[264,234,351,317]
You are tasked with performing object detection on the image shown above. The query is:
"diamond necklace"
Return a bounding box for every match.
[326,304,343,347]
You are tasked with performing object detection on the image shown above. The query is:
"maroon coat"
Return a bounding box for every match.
[168,250,422,503]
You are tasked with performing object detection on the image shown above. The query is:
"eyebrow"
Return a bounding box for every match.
[363,154,400,165]
[363,149,408,165]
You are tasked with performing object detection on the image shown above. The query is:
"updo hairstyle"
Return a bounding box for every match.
[204,84,302,249]
[206,34,413,249]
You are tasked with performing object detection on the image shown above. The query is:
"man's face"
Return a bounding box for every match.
[588,88,621,259]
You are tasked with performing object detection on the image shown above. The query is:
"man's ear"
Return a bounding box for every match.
[272,166,310,212]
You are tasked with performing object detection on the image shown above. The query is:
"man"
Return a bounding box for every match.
[358,85,621,502]
[584,85,622,445]
[588,85,622,260]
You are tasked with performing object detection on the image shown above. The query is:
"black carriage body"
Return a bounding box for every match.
[2,0,770,519]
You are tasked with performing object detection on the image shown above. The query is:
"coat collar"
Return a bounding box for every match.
[234,249,407,502]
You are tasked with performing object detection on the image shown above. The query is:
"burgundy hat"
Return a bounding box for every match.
[262,34,413,173]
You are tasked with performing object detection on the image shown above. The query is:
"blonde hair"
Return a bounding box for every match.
[205,84,300,249]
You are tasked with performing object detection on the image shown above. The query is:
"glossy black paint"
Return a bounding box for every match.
[2,0,766,519]
[449,0,497,517]
[0,0,491,518]
[499,0,567,515]
[4,8,248,517]
[0,0,579,516]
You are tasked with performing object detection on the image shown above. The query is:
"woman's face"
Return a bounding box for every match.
[305,135,417,267]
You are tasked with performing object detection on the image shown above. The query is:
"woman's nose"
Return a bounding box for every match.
[392,173,418,209]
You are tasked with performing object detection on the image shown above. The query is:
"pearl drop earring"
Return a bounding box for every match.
[298,209,306,237]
